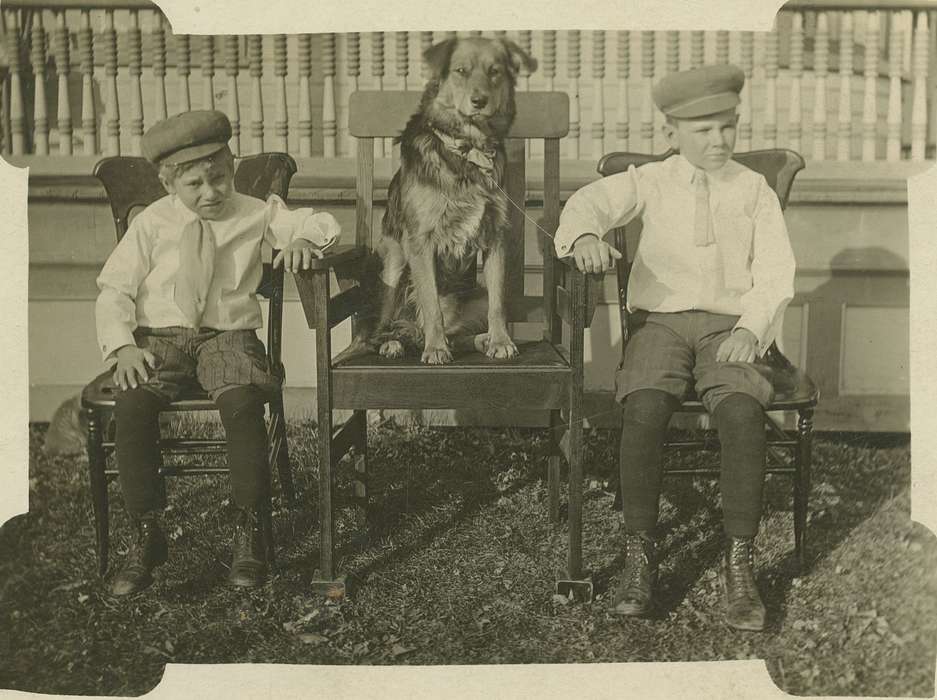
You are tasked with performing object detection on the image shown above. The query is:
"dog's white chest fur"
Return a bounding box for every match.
[434,194,486,259]
[407,181,489,259]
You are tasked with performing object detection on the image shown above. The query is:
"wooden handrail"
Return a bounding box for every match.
[1,12,934,162]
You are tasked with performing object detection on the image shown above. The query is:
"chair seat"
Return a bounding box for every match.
[331,339,572,410]
[81,370,225,411]
[335,338,569,369]
[679,362,819,413]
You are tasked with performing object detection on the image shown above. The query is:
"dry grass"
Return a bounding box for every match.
[0,421,934,697]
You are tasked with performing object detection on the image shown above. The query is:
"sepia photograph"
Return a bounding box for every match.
[1,0,935,696]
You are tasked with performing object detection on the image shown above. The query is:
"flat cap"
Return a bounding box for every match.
[141,110,232,165]
[652,64,745,119]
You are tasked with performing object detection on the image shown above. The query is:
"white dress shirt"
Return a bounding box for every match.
[96,192,341,362]
[554,154,795,353]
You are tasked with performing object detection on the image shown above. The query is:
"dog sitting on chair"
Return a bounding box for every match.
[366,37,537,365]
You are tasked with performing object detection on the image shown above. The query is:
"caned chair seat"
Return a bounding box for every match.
[677,348,819,412]
[82,367,289,412]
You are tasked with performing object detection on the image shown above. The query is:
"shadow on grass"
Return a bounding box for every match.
[3,422,928,697]
[585,430,912,621]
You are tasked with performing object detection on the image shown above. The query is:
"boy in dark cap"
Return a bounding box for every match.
[554,65,796,631]
[96,110,341,595]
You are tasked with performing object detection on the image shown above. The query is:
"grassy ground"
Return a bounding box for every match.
[1,419,935,697]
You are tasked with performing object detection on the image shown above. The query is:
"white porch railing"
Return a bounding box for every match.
[2,0,936,163]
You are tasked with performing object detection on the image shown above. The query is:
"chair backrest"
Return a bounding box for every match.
[348,90,570,324]
[93,152,298,240]
[595,148,806,349]
[92,152,298,366]
[93,152,298,293]
[597,148,804,209]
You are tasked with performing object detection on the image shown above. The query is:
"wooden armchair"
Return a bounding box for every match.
[293,91,598,600]
[597,148,820,573]
[81,153,298,576]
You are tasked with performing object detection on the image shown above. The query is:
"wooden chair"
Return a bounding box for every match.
[81,153,298,576]
[293,91,598,600]
[597,148,820,573]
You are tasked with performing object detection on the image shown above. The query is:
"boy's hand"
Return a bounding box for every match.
[274,239,326,273]
[571,234,622,274]
[113,345,157,391]
[716,328,759,364]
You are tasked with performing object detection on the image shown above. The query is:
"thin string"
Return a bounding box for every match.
[493,179,558,242]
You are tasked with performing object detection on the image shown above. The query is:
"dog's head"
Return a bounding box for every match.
[422,37,538,140]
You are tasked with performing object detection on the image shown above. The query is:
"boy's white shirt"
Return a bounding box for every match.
[95,192,341,363]
[554,153,796,355]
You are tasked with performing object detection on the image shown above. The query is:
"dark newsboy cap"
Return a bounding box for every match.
[141,110,232,166]
[652,64,745,119]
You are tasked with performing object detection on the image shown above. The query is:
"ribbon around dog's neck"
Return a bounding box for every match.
[433,129,497,179]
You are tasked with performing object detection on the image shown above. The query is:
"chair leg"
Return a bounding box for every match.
[85,407,109,577]
[547,410,561,523]
[262,500,276,566]
[268,393,295,506]
[794,408,814,575]
[555,390,593,602]
[352,410,369,539]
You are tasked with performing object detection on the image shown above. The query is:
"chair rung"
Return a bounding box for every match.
[101,438,228,454]
[665,468,721,477]
[161,438,228,448]
[161,445,228,456]
[666,440,719,450]
[102,466,231,477]
[665,438,798,450]
[664,466,796,477]
[158,466,229,476]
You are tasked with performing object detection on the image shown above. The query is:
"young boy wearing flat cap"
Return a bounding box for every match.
[554,65,796,631]
[96,110,341,596]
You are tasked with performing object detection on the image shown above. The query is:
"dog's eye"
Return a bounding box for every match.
[488,66,502,77]
[453,66,469,76]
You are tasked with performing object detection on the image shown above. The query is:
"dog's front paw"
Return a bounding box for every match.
[379,340,405,358]
[421,341,453,365]
[485,334,519,360]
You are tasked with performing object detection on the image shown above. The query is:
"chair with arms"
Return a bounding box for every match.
[81,152,298,577]
[293,90,599,600]
[597,148,819,573]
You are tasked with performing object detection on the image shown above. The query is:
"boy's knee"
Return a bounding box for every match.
[712,392,763,426]
[114,387,166,422]
[623,388,678,428]
[215,385,265,423]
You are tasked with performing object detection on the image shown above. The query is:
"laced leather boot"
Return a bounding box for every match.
[228,507,268,588]
[721,536,766,631]
[109,514,168,597]
[611,531,657,617]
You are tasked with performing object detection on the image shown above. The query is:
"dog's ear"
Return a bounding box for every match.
[423,39,458,80]
[499,39,538,77]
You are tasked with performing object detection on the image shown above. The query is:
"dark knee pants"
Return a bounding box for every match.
[114,327,278,516]
[617,311,773,538]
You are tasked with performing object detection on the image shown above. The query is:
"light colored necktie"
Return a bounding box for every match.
[174,218,216,328]
[693,168,716,247]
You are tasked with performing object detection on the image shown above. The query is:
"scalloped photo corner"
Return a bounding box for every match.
[0,155,29,529]
[3,0,935,698]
